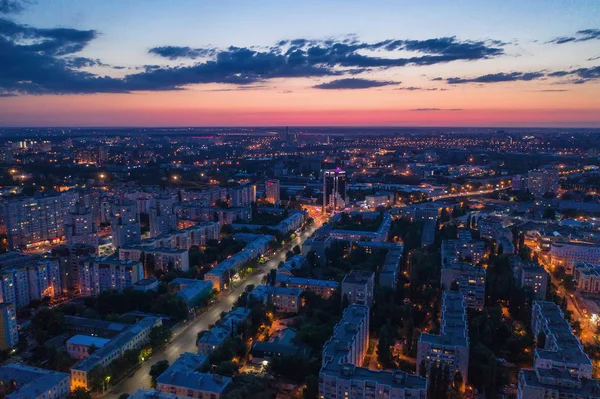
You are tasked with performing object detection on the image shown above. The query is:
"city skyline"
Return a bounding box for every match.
[1,0,599,127]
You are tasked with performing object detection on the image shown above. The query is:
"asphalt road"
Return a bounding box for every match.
[105,223,319,398]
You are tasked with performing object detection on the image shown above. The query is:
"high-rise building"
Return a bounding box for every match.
[265,179,280,204]
[65,204,99,250]
[52,243,96,293]
[341,270,375,307]
[517,301,599,398]
[528,167,559,198]
[0,303,18,350]
[3,191,78,248]
[323,169,347,212]
[440,262,486,311]
[149,194,177,238]
[417,291,469,390]
[319,305,427,399]
[110,199,141,248]
[78,256,144,297]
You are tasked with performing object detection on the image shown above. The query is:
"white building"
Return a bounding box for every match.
[249,285,303,313]
[417,291,469,390]
[320,305,427,399]
[78,256,144,297]
[156,353,230,399]
[341,270,375,307]
[0,303,18,350]
[0,364,70,399]
[66,335,111,360]
[550,242,600,273]
[65,204,99,250]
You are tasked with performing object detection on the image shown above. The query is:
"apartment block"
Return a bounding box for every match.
[417,291,469,390]
[319,305,427,399]
[440,262,486,311]
[341,270,375,307]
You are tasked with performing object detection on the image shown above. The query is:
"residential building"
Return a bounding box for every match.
[169,278,213,308]
[302,235,333,266]
[65,204,99,250]
[528,167,559,198]
[133,277,159,292]
[250,328,309,364]
[71,316,162,390]
[341,270,375,307]
[574,262,600,297]
[550,242,600,273]
[52,243,96,293]
[149,194,177,238]
[204,235,273,291]
[441,239,485,265]
[530,301,592,378]
[317,212,392,243]
[66,335,111,359]
[249,285,303,313]
[440,262,486,311]
[417,291,469,390]
[0,364,70,399]
[3,191,78,248]
[265,179,280,204]
[320,305,427,399]
[511,257,548,300]
[78,256,144,297]
[0,303,18,350]
[110,199,141,248]
[277,254,306,276]
[517,301,599,398]
[197,308,251,354]
[275,275,339,299]
[365,192,393,209]
[380,245,403,290]
[156,352,230,399]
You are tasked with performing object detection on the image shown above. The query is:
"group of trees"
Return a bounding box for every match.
[60,288,189,321]
[88,347,143,391]
[420,362,463,399]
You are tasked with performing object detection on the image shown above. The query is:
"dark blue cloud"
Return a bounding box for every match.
[395,86,444,91]
[547,66,600,83]
[148,45,218,60]
[549,29,600,44]
[1,15,508,96]
[446,71,544,84]
[313,78,400,90]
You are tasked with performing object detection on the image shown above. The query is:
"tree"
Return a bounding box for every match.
[149,360,170,387]
[543,207,556,220]
[150,325,172,349]
[32,308,65,343]
[68,388,92,399]
[268,269,277,286]
[215,360,239,377]
[88,344,98,355]
[377,324,394,368]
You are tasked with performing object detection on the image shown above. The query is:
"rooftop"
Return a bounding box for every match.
[0,364,69,399]
[66,335,111,348]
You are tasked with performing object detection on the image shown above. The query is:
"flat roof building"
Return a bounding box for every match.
[417,291,469,390]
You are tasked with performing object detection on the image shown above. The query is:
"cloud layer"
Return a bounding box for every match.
[0,13,598,97]
[549,29,600,44]
[313,78,400,90]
